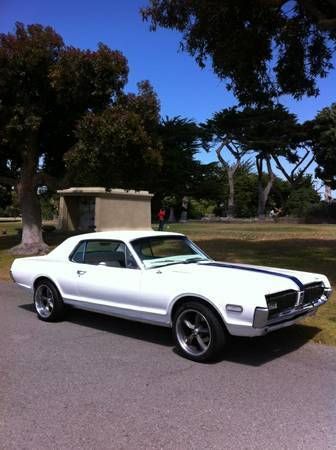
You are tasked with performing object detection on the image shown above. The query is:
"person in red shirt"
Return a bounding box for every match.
[157,208,166,231]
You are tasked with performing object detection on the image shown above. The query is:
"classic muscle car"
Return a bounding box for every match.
[10,230,332,362]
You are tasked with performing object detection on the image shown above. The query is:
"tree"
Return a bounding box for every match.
[65,81,162,189]
[310,103,336,188]
[204,108,251,217]
[209,166,319,218]
[142,0,336,104]
[155,117,203,195]
[209,162,260,218]
[0,23,128,253]
[151,116,206,219]
[283,175,320,216]
[243,105,310,217]
[243,110,316,216]
[204,104,305,218]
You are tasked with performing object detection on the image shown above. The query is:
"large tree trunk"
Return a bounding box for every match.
[168,206,176,222]
[179,196,189,222]
[256,154,274,220]
[216,141,240,219]
[257,181,273,219]
[227,167,235,218]
[11,151,48,255]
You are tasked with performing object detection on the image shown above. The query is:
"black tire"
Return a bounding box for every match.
[172,301,227,362]
[34,279,64,322]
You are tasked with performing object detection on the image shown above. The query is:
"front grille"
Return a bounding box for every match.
[266,290,298,318]
[303,282,324,305]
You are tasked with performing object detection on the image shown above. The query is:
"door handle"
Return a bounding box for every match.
[77,270,86,276]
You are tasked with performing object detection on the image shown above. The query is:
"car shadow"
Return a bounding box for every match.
[215,324,321,366]
[19,302,321,366]
[19,303,173,347]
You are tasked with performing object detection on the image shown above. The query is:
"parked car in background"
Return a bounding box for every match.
[11,231,332,362]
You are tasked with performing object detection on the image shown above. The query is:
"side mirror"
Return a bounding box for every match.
[98,261,107,266]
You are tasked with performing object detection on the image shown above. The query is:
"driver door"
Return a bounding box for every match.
[72,239,142,316]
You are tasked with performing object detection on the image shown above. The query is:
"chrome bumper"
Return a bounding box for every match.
[253,294,330,330]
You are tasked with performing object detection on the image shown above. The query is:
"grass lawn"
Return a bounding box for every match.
[0,220,21,236]
[1,221,335,346]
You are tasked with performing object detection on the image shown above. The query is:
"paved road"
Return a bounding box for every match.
[1,281,336,450]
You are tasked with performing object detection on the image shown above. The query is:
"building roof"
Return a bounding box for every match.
[57,187,153,198]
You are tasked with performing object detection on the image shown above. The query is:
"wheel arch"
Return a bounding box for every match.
[170,295,228,332]
[33,276,61,295]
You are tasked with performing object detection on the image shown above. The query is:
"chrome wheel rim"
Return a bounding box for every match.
[176,309,211,357]
[34,284,54,318]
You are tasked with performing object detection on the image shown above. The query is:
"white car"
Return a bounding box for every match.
[11,230,332,362]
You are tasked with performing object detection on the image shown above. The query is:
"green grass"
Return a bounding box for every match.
[167,222,336,241]
[0,221,21,236]
[1,221,335,346]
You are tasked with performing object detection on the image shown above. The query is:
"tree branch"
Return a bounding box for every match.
[264,155,275,197]
[273,155,292,183]
[226,142,241,160]
[300,0,336,29]
[265,155,275,181]
[273,147,315,186]
[290,149,309,178]
[297,155,314,179]
[215,141,227,168]
[256,154,263,177]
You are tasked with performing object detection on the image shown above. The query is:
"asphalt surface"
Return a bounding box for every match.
[1,281,336,450]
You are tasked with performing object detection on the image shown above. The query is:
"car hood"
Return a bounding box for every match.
[159,260,329,295]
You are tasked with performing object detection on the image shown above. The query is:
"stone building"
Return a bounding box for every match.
[57,187,153,232]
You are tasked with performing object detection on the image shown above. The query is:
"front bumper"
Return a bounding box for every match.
[253,294,330,334]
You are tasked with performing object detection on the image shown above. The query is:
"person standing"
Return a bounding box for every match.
[157,208,166,231]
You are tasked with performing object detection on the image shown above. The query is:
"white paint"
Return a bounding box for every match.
[11,231,331,337]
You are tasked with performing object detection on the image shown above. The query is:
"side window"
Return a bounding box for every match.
[84,240,121,266]
[71,241,86,263]
[71,240,139,269]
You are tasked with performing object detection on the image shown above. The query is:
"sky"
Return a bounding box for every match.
[1,0,336,171]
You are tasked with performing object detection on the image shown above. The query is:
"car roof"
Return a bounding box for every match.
[47,230,185,259]
[73,230,184,242]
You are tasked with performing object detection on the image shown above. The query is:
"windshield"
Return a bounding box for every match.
[131,236,209,269]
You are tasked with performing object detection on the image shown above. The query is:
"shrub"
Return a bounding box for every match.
[305,202,336,223]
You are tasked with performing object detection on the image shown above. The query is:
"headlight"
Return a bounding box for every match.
[267,300,278,311]
[265,290,297,317]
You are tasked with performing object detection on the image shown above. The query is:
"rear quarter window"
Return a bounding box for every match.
[71,241,86,263]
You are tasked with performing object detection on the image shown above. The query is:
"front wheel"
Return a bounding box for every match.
[172,302,227,362]
[34,280,64,322]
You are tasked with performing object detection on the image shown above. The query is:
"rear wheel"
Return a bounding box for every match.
[172,301,227,362]
[34,280,64,322]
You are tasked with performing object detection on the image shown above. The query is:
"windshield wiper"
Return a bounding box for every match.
[148,260,179,269]
[182,257,208,264]
[148,257,208,269]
